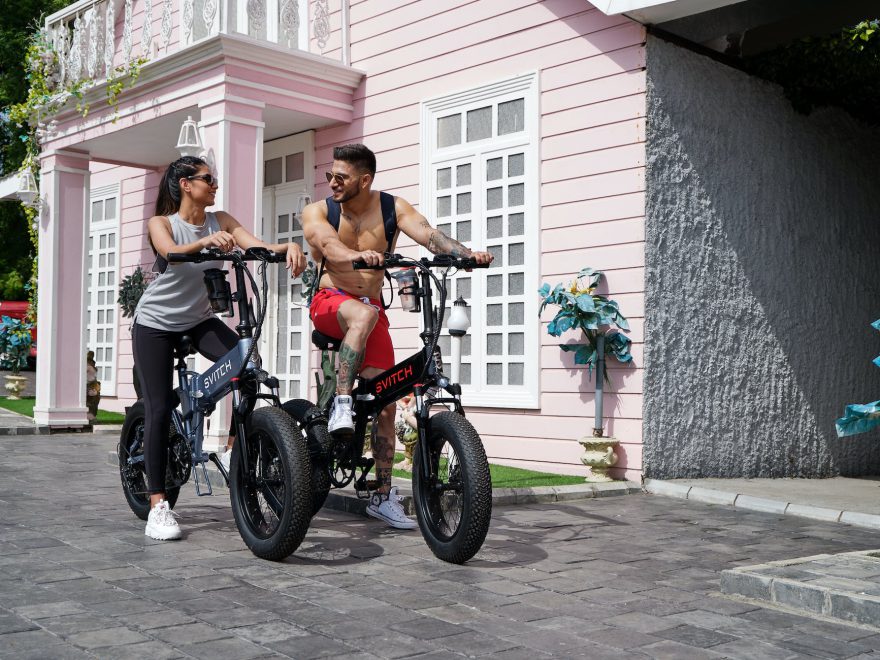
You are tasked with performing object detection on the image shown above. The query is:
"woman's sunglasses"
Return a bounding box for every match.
[188,173,219,186]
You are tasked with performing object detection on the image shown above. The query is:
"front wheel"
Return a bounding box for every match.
[412,411,492,564]
[118,400,181,521]
[229,407,312,560]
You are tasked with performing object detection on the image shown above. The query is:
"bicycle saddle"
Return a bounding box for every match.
[311,329,342,352]
[173,335,197,359]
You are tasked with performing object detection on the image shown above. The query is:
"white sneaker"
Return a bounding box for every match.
[145,499,181,541]
[367,486,417,530]
[328,395,354,434]
[219,449,232,473]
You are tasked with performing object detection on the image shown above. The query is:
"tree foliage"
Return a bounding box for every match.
[745,20,880,126]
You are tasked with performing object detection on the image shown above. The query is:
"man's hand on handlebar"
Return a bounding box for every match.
[469,251,493,268]
[354,249,384,268]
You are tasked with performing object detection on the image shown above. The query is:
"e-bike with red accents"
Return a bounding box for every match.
[285,253,492,564]
[118,247,312,561]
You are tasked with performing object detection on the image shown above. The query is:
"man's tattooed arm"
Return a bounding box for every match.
[337,342,364,394]
[421,220,473,258]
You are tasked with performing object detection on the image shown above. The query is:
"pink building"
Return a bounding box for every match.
[14,0,880,481]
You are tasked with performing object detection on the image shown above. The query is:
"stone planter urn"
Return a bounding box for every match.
[579,436,619,482]
[4,374,27,400]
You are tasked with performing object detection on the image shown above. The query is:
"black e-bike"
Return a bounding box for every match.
[118,247,312,560]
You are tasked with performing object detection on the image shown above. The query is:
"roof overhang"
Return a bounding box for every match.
[593,0,748,24]
[0,173,21,202]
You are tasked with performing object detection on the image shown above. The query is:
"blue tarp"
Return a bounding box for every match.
[836,319,880,438]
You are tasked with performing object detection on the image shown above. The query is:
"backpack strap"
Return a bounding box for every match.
[324,191,398,252]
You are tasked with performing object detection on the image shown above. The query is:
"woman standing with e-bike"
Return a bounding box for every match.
[132,156,306,540]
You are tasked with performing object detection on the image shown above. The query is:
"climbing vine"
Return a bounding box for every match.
[745,19,880,126]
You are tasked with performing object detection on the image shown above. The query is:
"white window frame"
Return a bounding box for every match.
[87,183,121,397]
[420,72,540,409]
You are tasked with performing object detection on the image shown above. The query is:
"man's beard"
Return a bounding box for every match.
[333,186,358,204]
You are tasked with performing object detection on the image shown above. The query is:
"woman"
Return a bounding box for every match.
[133,155,306,541]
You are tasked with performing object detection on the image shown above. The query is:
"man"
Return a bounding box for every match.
[301,144,492,529]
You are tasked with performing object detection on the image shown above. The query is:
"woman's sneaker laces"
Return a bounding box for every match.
[145,499,181,540]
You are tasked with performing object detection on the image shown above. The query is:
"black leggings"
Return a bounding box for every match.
[132,318,238,494]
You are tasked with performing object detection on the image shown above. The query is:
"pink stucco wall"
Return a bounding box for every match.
[315,0,647,479]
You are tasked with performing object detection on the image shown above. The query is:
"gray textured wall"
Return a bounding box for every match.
[644,35,880,478]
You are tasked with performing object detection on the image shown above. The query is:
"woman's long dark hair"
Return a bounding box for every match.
[155,156,208,216]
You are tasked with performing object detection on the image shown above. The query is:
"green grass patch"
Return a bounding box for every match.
[0,396,125,424]
[391,452,584,488]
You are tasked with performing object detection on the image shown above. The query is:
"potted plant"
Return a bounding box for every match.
[538,267,632,481]
[117,266,152,399]
[0,315,34,399]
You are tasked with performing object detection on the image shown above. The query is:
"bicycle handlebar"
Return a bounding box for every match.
[352,253,490,271]
[167,247,287,264]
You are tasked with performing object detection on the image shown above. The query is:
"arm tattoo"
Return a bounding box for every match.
[426,227,472,258]
[337,342,364,394]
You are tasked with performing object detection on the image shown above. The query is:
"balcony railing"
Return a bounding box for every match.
[43,0,349,92]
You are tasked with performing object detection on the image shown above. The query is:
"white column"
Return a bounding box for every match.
[34,149,91,428]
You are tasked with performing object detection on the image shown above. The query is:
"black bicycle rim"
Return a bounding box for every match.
[239,431,287,539]
[424,441,464,541]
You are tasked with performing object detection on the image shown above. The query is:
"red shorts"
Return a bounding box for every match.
[309,288,395,371]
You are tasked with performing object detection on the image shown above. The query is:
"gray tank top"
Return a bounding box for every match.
[134,212,224,331]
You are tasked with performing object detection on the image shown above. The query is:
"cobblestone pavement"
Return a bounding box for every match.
[3,433,880,659]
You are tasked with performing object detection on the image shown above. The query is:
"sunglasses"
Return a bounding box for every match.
[188,173,219,186]
[325,171,356,185]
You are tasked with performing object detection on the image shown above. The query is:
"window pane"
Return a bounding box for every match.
[289,356,301,372]
[456,164,471,186]
[438,335,450,354]
[509,273,524,295]
[100,234,107,249]
[488,245,503,267]
[509,333,524,355]
[456,220,471,242]
[437,168,452,190]
[487,216,503,238]
[498,98,525,135]
[509,183,524,207]
[487,158,503,181]
[509,363,524,385]
[291,307,301,325]
[278,213,290,234]
[487,334,503,354]
[98,291,105,305]
[438,114,461,148]
[108,253,115,267]
[487,363,503,385]
[107,328,113,341]
[91,201,102,222]
[99,254,107,267]
[487,187,503,210]
[487,274,503,297]
[508,153,525,177]
[463,335,471,354]
[97,329,104,342]
[99,272,106,286]
[508,213,524,236]
[105,197,117,219]
[456,193,471,215]
[264,157,282,186]
[509,243,524,266]
[487,304,503,326]
[285,152,305,181]
[437,196,452,217]
[109,233,116,248]
[509,303,524,325]
[438,223,452,236]
[461,363,471,385]
[456,277,471,299]
[466,106,492,142]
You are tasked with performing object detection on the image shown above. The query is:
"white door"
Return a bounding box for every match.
[261,132,314,402]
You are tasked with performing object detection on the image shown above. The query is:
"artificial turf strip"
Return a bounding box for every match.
[0,396,125,424]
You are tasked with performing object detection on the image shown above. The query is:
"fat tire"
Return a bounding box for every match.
[229,406,312,560]
[282,399,331,516]
[412,411,492,564]
[118,400,180,521]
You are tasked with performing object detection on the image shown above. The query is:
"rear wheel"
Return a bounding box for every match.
[229,407,312,560]
[412,411,492,564]
[282,399,331,516]
[118,401,181,521]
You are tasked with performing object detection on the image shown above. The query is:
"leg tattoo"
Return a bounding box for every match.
[337,342,364,394]
[373,433,396,492]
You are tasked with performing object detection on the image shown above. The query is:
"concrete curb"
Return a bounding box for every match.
[721,550,880,630]
[644,478,880,532]
[0,424,51,436]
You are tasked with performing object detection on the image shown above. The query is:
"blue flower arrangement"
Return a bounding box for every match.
[0,315,34,376]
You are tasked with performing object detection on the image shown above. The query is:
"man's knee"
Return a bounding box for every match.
[341,302,379,335]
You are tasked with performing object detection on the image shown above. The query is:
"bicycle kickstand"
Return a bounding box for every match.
[192,457,214,496]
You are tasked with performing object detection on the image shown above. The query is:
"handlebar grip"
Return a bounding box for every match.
[352,260,383,270]
[166,252,203,263]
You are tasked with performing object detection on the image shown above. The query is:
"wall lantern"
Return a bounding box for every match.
[16,168,39,206]
[175,116,203,157]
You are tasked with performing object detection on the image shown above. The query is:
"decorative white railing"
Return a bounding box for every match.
[43,0,349,92]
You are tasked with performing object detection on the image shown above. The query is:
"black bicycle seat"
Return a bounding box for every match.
[174,336,197,359]
[311,329,342,352]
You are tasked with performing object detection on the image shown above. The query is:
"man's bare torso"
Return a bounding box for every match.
[311,192,392,300]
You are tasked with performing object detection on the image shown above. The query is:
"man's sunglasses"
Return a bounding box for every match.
[188,173,219,186]
[325,171,356,185]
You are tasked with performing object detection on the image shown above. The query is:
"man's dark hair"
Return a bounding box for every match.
[333,143,376,177]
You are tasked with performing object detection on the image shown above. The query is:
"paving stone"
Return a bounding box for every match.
[0,612,39,634]
[637,639,725,659]
[65,625,151,649]
[95,640,187,659]
[180,635,274,659]
[654,624,739,648]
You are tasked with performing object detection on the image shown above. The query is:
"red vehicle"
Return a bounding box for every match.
[0,301,37,367]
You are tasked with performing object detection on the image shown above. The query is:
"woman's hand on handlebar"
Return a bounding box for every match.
[285,242,307,277]
[201,230,236,252]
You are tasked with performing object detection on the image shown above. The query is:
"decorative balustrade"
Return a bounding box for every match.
[42,0,348,95]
